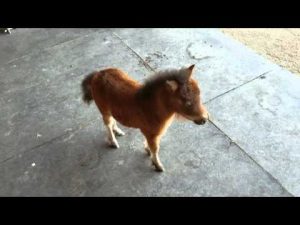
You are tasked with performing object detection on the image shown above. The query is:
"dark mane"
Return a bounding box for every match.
[136,67,188,99]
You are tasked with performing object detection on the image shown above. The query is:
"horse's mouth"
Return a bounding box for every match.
[180,114,208,125]
[194,119,207,125]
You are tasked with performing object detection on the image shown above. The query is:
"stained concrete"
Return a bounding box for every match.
[0,28,297,196]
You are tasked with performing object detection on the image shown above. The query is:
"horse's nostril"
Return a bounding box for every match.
[194,119,206,125]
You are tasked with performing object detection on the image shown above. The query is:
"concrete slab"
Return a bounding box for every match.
[0,28,102,66]
[207,69,300,196]
[113,28,280,102]
[0,121,290,196]
[0,31,151,162]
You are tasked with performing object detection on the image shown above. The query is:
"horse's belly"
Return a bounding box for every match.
[111,110,138,128]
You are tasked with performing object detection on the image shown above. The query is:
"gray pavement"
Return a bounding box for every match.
[0,28,299,196]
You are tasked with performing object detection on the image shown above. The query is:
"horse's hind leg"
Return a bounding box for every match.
[112,119,125,136]
[103,114,120,149]
[92,89,120,148]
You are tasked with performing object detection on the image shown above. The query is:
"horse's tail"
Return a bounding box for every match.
[81,71,96,105]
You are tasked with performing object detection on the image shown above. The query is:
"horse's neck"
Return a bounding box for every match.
[139,89,175,122]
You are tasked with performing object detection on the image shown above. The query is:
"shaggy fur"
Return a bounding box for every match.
[137,67,191,99]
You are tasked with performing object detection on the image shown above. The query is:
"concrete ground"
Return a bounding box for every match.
[0,29,299,196]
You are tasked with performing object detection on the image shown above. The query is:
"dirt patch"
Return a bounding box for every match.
[221,29,300,76]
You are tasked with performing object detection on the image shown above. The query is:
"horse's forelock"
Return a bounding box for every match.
[137,67,189,99]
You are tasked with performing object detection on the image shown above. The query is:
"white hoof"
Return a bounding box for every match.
[114,129,125,136]
[106,138,120,149]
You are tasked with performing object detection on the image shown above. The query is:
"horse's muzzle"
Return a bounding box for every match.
[194,118,207,125]
[194,113,209,125]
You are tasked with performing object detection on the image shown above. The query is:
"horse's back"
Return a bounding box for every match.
[92,68,139,93]
[90,68,140,120]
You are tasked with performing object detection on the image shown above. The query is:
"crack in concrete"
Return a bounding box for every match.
[111,32,156,73]
[202,68,292,195]
[0,119,96,165]
[204,70,273,105]
[207,119,293,196]
[3,29,106,66]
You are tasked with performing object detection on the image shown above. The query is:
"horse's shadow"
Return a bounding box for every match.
[81,127,153,172]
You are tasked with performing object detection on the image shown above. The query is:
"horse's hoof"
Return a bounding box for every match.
[155,166,165,172]
[145,148,151,156]
[108,141,119,149]
[153,163,165,172]
[114,129,125,137]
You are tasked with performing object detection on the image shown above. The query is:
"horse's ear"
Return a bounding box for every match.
[188,64,195,72]
[166,80,178,92]
[186,64,195,79]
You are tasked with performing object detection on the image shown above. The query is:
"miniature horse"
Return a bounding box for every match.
[81,64,209,172]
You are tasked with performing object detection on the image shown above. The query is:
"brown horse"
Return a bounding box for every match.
[81,64,209,172]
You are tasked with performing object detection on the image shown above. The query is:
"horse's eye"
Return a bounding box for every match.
[186,101,192,107]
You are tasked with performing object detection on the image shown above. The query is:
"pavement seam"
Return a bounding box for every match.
[3,29,107,66]
[42,29,108,51]
[203,68,293,195]
[204,70,273,105]
[111,32,156,73]
[111,32,274,107]
[0,119,96,165]
[208,117,293,196]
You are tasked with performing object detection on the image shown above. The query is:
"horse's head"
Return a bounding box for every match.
[165,64,209,125]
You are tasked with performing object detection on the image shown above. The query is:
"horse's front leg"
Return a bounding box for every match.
[112,119,125,136]
[144,134,164,172]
